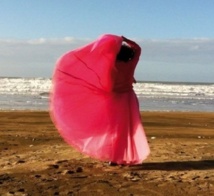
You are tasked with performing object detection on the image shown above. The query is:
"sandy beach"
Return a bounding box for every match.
[0,111,213,196]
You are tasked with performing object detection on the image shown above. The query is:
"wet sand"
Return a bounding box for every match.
[0,111,214,196]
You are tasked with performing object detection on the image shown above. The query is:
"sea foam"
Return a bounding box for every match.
[0,77,213,111]
[1,77,214,99]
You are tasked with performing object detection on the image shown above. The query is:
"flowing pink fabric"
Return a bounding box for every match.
[50,34,150,165]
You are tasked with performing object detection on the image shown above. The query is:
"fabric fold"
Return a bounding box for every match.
[50,34,150,165]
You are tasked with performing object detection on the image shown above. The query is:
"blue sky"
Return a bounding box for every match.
[0,0,214,82]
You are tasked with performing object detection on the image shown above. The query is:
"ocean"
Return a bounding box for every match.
[0,77,213,112]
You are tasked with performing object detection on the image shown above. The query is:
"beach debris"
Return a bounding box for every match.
[16,160,25,164]
[197,136,201,139]
[62,170,75,175]
[0,174,13,183]
[123,171,141,181]
[151,136,156,140]
[192,176,200,181]
[56,159,69,164]
[17,188,25,192]
[76,167,83,173]
[72,175,88,178]
[34,174,41,178]
[49,164,59,169]
[8,191,15,195]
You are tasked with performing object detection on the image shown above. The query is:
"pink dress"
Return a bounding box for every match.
[50,34,150,165]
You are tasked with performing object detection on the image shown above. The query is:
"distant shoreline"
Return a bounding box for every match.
[0,76,213,85]
[0,110,214,114]
[136,80,214,85]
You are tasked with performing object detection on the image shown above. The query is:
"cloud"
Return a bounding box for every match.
[139,38,214,63]
[135,38,214,82]
[0,37,91,77]
[0,37,213,82]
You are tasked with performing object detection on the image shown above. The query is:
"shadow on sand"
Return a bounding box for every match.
[130,160,214,171]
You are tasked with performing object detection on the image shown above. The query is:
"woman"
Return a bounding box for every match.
[50,34,150,165]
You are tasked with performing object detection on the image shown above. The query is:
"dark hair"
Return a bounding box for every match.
[116,44,135,62]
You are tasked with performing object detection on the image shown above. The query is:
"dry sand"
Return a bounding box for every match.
[0,111,213,196]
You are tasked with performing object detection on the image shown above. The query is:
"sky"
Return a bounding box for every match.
[0,0,214,83]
